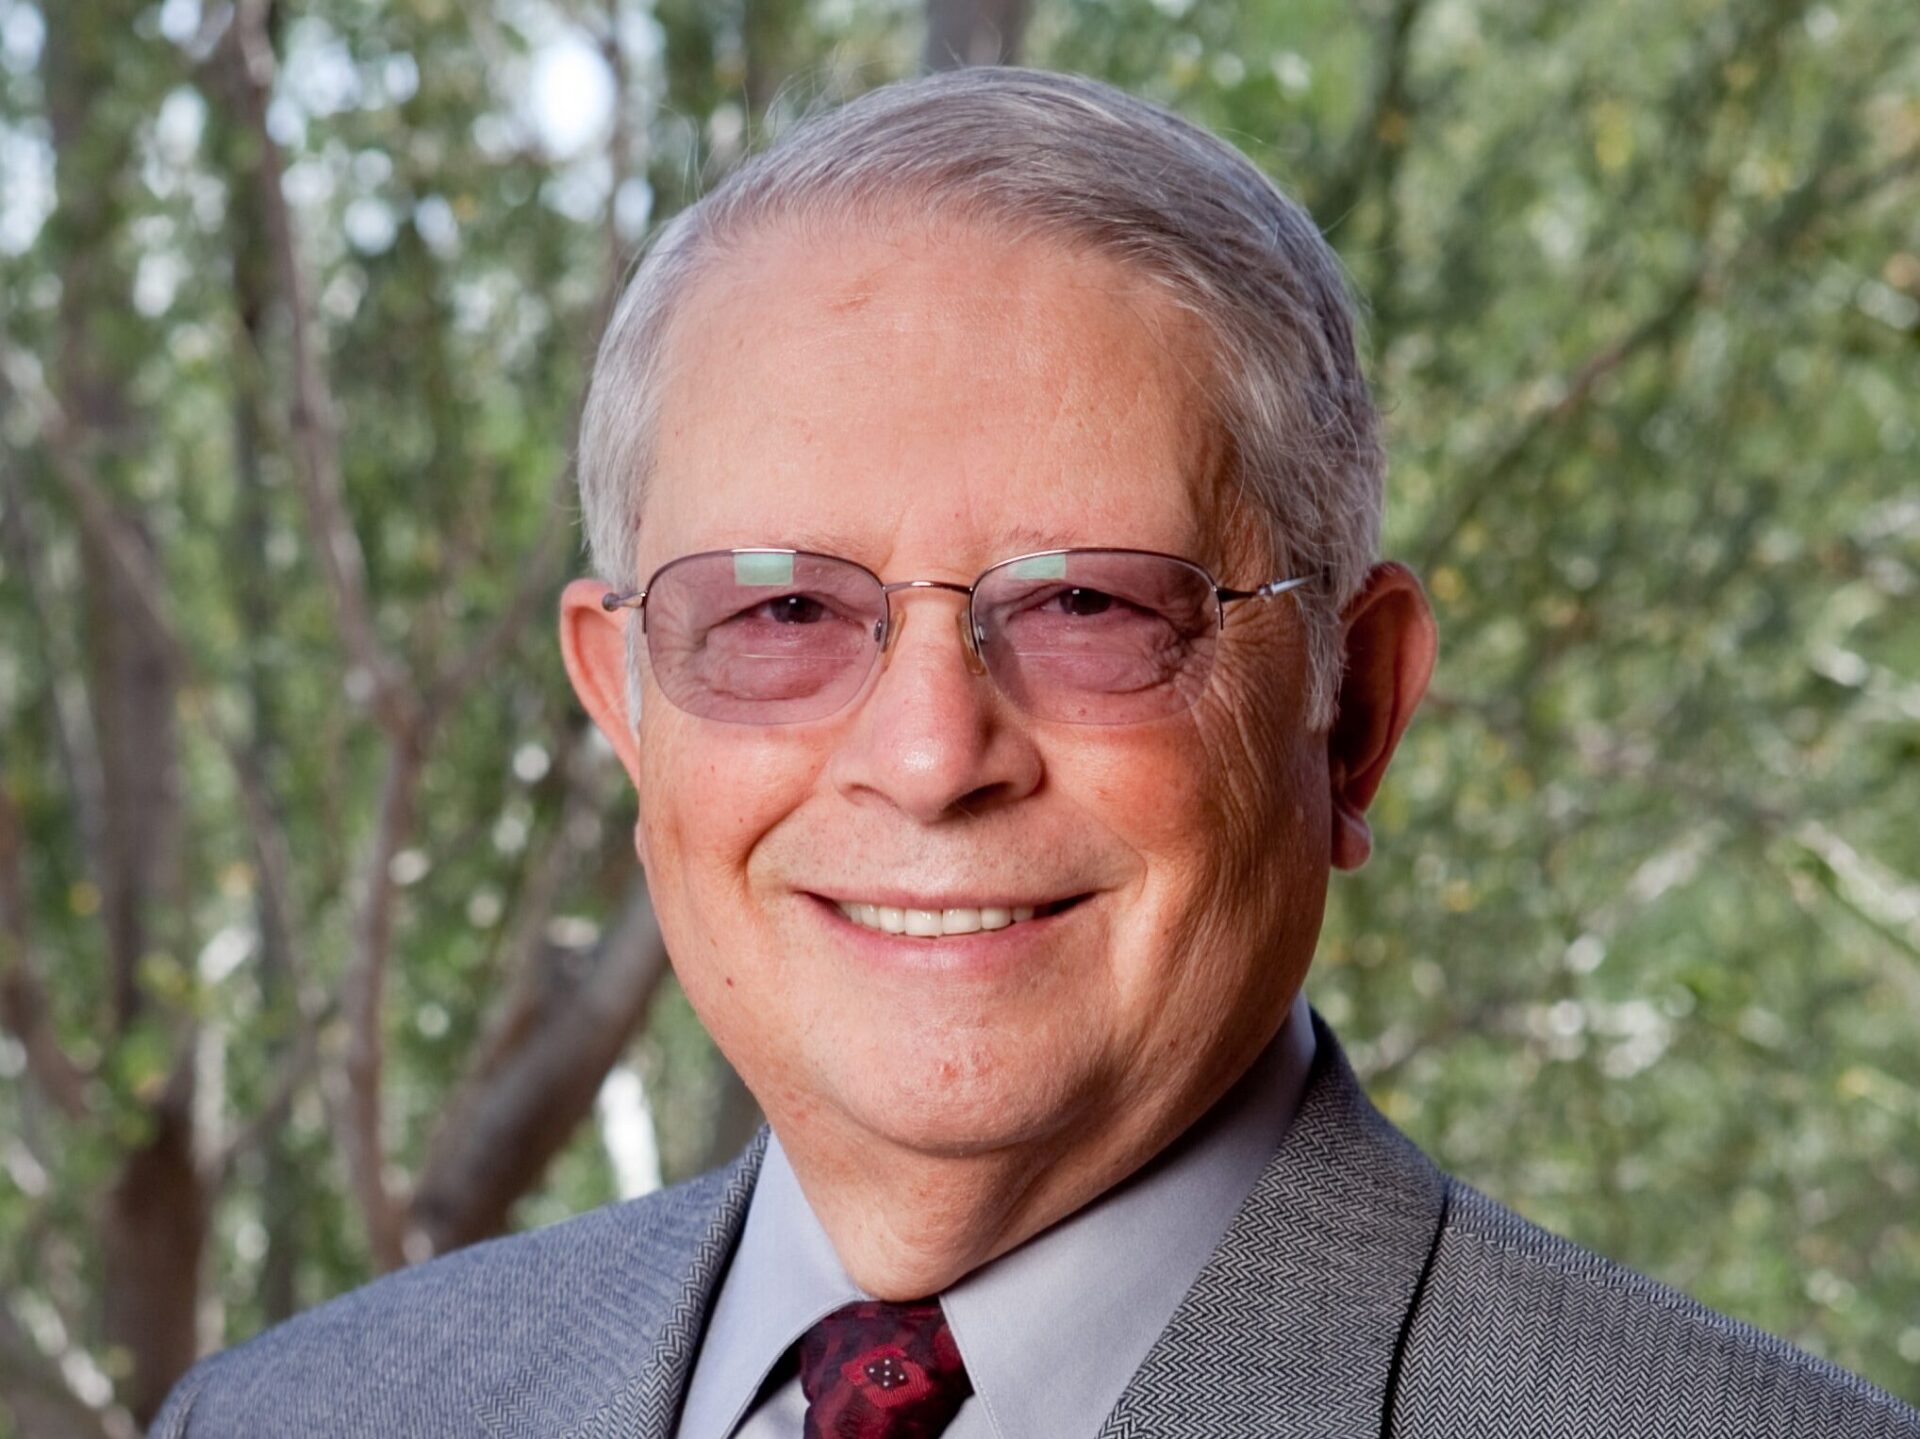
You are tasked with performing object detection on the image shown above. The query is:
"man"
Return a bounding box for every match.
[152,67,1919,1438]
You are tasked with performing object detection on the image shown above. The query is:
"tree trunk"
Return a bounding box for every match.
[98,1072,207,1426]
[42,4,209,1425]
[227,86,303,1323]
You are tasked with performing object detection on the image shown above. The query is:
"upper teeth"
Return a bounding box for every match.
[836,902,1041,936]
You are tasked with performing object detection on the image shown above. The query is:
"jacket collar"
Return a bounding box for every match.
[475,1008,1446,1439]
[475,1129,768,1439]
[1095,1008,1449,1436]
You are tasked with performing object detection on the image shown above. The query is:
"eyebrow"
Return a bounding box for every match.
[753,523,1082,561]
[991,523,1080,554]
[754,527,873,558]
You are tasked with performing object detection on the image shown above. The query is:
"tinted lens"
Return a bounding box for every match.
[642,551,884,722]
[973,550,1220,723]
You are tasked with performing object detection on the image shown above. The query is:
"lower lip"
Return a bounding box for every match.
[802,893,1089,974]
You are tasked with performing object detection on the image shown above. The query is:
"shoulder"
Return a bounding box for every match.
[148,1166,737,1439]
[1392,1178,1920,1437]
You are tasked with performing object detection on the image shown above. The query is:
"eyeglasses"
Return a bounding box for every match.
[601,547,1307,726]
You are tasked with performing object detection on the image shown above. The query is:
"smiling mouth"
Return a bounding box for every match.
[819,894,1088,937]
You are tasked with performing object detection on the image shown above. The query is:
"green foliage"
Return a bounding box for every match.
[1,0,1916,1422]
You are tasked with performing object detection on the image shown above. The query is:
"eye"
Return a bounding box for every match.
[758,593,831,624]
[1052,587,1116,618]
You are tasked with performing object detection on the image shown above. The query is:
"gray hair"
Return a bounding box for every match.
[577,66,1383,731]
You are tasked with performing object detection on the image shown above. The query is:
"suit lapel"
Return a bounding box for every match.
[476,1129,767,1439]
[1097,1010,1449,1438]
[472,1011,1443,1439]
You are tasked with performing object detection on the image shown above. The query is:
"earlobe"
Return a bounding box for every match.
[558,577,645,788]
[1326,562,1437,873]
[1330,804,1373,870]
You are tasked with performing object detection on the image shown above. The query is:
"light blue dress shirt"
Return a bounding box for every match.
[674,987,1318,1439]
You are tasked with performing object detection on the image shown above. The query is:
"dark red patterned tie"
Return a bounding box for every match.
[796,1299,973,1439]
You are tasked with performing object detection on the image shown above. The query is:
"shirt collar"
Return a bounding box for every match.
[676,987,1317,1439]
[673,1125,866,1439]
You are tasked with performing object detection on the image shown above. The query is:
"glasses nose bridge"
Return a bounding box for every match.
[874,577,986,675]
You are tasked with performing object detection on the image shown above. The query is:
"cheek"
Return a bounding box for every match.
[1204,629,1326,852]
[1081,738,1212,870]
[1078,680,1326,997]
[1083,709,1307,894]
[636,715,822,930]
[1194,683,1328,936]
[635,720,831,1079]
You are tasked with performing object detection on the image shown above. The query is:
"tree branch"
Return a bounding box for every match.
[451,740,592,1085]
[410,882,668,1254]
[0,460,108,931]
[1409,4,1912,575]
[211,7,441,1269]
[428,0,636,718]
[225,0,412,736]
[1,343,322,1061]
[0,788,93,1120]
[1316,0,1428,237]
[1412,263,1708,572]
[402,0,672,1256]
[427,464,576,718]
[0,352,187,681]
[0,1302,132,1439]
[207,988,335,1179]
[333,741,424,1272]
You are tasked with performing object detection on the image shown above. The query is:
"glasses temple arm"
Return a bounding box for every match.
[1216,575,1311,603]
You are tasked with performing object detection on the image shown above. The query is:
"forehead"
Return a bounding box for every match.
[639,216,1233,576]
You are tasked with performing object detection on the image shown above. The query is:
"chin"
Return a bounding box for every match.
[816,1037,1093,1160]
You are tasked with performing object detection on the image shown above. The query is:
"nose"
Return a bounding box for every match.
[826,595,1043,824]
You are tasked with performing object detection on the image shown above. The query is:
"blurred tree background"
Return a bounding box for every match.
[1,0,1916,1430]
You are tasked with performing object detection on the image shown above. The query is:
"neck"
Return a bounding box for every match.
[776,1124,1135,1300]
[766,1034,1279,1299]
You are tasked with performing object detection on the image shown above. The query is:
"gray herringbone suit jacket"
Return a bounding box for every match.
[151,1009,1920,1437]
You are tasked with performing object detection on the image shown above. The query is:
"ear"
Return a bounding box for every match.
[559,577,644,791]
[1327,562,1437,871]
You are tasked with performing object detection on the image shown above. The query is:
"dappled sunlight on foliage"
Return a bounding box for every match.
[0,0,1915,1428]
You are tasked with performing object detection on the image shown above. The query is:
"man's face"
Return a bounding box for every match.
[573,218,1353,1176]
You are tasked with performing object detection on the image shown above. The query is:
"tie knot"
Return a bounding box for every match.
[797,1299,972,1438]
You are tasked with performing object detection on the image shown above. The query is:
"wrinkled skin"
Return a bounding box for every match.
[560,216,1436,1296]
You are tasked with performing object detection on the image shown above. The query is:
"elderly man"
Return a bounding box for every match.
[153,67,1917,1439]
